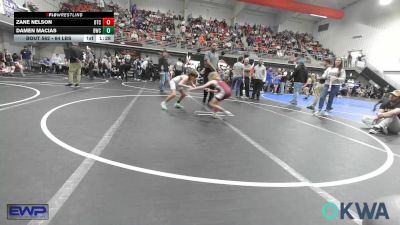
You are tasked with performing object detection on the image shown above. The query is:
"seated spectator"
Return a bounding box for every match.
[130,32,139,41]
[39,57,51,72]
[100,55,110,77]
[12,53,24,75]
[3,51,16,74]
[0,53,6,73]
[362,90,400,135]
[61,58,69,74]
[51,53,64,73]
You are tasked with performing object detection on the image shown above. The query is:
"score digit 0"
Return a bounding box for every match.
[102,18,114,26]
[102,26,114,34]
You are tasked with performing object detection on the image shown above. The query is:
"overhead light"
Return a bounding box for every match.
[310,14,327,18]
[379,0,392,5]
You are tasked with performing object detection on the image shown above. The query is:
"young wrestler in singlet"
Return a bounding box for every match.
[160,69,198,110]
[189,72,233,118]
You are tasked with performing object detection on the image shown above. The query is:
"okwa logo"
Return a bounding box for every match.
[322,202,390,220]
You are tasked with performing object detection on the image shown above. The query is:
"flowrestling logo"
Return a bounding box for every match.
[7,204,49,220]
[322,202,389,220]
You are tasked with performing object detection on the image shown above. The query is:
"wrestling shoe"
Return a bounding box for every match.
[369,125,388,135]
[369,126,381,134]
[174,103,184,109]
[382,126,389,135]
[313,110,323,116]
[224,111,234,116]
[161,101,167,110]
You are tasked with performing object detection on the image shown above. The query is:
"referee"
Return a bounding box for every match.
[203,42,218,103]
[65,42,83,87]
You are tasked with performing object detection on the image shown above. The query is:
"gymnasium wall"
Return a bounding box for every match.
[187,1,231,21]
[236,10,276,27]
[131,0,184,16]
[13,0,62,11]
[130,0,278,27]
[0,28,25,54]
[312,0,400,72]
[278,18,314,34]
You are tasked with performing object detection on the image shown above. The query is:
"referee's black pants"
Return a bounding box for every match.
[251,79,263,100]
[203,67,214,103]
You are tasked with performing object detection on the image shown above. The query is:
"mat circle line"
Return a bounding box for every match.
[41,94,394,188]
[0,77,109,85]
[0,83,40,107]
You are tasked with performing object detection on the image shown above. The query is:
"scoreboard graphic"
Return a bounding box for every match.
[14,12,115,43]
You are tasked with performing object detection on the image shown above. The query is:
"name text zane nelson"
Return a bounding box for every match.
[15,20,53,25]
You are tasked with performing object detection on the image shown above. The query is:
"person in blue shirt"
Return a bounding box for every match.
[20,46,32,71]
[264,67,273,92]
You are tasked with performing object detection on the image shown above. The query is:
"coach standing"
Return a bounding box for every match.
[251,58,266,100]
[159,49,170,92]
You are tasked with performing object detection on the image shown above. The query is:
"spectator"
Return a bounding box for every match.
[307,58,332,111]
[243,58,252,99]
[303,73,314,100]
[12,53,24,76]
[4,50,14,73]
[100,55,110,77]
[362,90,400,135]
[20,46,32,71]
[272,69,281,94]
[347,53,352,67]
[0,51,5,72]
[174,58,184,76]
[148,60,155,81]
[251,58,266,100]
[85,49,94,79]
[130,32,138,41]
[40,57,51,72]
[51,53,64,74]
[231,56,244,98]
[64,3,338,64]
[141,56,149,80]
[180,24,186,38]
[264,67,273,92]
[198,33,206,48]
[119,55,131,82]
[279,71,287,95]
[61,58,69,74]
[11,53,18,63]
[159,49,170,92]
[373,85,391,111]
[289,61,308,105]
[314,57,346,116]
